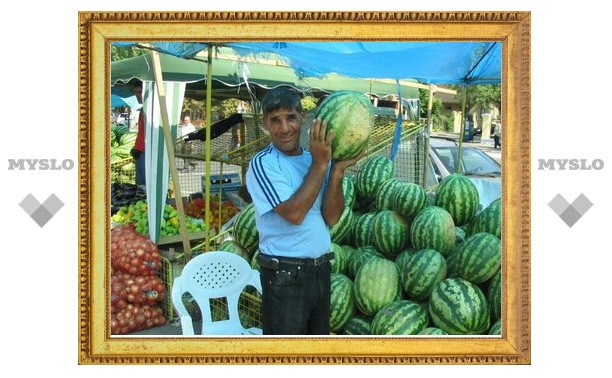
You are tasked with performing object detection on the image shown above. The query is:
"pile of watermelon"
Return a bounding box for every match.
[226,154,502,336]
[110,125,138,183]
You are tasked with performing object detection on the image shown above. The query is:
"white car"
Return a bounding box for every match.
[398,136,501,210]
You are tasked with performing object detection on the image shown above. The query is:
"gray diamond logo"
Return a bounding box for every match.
[19,193,64,227]
[548,193,592,227]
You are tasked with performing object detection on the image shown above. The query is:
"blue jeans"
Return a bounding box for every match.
[259,262,331,335]
[135,152,146,187]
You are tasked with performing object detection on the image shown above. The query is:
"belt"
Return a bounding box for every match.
[258,252,334,270]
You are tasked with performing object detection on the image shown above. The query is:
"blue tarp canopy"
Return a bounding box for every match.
[114,41,501,85]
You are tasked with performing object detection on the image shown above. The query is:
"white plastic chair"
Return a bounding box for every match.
[172,251,262,335]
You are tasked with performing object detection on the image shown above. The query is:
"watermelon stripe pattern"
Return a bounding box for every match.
[488,269,502,321]
[401,249,447,302]
[355,155,395,202]
[435,173,480,226]
[330,206,355,244]
[232,203,259,253]
[391,182,428,221]
[418,327,449,335]
[374,178,403,211]
[452,232,501,283]
[467,197,502,239]
[429,277,490,335]
[342,314,373,335]
[329,273,357,333]
[351,212,377,248]
[410,206,456,256]
[371,210,410,258]
[354,258,402,317]
[314,91,375,160]
[371,300,428,335]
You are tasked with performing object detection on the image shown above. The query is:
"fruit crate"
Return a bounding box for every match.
[110,157,136,185]
[202,173,242,200]
[160,249,262,329]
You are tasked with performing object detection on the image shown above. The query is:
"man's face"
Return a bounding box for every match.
[183,117,190,125]
[263,108,304,156]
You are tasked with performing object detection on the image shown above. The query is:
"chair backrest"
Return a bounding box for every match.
[172,251,262,335]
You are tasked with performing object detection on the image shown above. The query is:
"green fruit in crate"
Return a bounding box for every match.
[121,162,136,173]
[466,197,502,239]
[119,132,138,146]
[329,273,357,333]
[355,155,395,202]
[330,205,355,244]
[371,210,410,258]
[401,249,447,302]
[435,173,480,226]
[371,300,428,335]
[232,203,259,253]
[410,206,456,256]
[342,314,373,335]
[391,182,428,222]
[314,90,374,160]
[451,232,501,284]
[353,258,402,317]
[429,277,490,335]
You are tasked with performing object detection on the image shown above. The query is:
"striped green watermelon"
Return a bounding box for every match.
[330,205,355,244]
[418,327,449,336]
[488,318,502,335]
[342,174,357,210]
[351,212,377,247]
[217,239,252,262]
[342,314,373,335]
[329,273,357,333]
[371,300,428,335]
[249,249,261,271]
[394,248,415,273]
[232,203,259,253]
[435,173,480,226]
[488,268,502,321]
[114,145,133,159]
[119,132,138,146]
[371,210,410,258]
[452,232,501,284]
[113,125,130,139]
[345,245,384,280]
[410,206,456,256]
[391,182,428,221]
[355,155,395,203]
[467,197,502,239]
[429,277,490,335]
[374,177,403,211]
[330,243,347,274]
[401,249,447,302]
[354,258,402,317]
[314,90,375,160]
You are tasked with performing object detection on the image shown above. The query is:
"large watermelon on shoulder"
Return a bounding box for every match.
[434,173,480,226]
[314,90,375,160]
[410,206,456,256]
[429,277,490,335]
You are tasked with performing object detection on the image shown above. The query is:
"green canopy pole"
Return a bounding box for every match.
[204,44,214,251]
[421,84,434,188]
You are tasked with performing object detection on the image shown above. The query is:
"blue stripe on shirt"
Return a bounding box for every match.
[251,146,282,208]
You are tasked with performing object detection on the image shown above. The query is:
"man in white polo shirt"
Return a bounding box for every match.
[246,87,362,335]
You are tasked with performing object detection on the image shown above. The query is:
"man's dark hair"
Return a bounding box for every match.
[127,78,143,88]
[261,87,303,114]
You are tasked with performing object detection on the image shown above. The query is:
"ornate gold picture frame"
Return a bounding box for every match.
[78,11,530,364]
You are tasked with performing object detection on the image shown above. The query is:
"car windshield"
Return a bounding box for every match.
[432,146,501,176]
